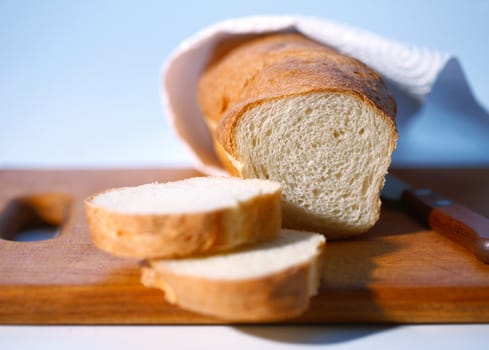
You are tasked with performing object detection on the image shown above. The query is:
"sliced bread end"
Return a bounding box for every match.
[142,229,326,321]
[84,177,282,259]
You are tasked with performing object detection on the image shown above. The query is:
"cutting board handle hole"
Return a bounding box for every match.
[0,193,72,242]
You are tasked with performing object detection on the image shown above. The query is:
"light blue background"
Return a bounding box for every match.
[1,0,488,168]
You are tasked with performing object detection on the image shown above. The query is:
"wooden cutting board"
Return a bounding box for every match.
[1,168,488,324]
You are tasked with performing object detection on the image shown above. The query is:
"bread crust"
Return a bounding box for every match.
[84,186,281,259]
[198,33,397,167]
[141,238,326,321]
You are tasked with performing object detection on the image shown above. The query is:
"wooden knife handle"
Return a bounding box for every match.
[402,188,489,264]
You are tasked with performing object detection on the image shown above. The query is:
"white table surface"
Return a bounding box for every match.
[1,1,489,348]
[1,325,489,349]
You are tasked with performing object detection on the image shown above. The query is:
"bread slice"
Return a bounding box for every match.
[141,229,326,321]
[84,177,281,259]
[198,33,398,239]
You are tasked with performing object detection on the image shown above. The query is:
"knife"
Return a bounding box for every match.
[381,173,489,264]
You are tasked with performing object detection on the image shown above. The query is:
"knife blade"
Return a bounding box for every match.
[381,173,489,264]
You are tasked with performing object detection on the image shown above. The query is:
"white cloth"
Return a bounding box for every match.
[161,15,488,175]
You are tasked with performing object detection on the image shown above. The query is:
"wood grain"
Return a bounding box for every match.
[1,168,489,324]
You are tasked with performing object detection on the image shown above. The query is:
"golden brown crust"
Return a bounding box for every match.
[84,187,281,259]
[141,239,325,321]
[197,33,397,158]
[212,140,242,177]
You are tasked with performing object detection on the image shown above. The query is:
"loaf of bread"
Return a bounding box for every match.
[198,33,398,239]
[142,228,325,321]
[84,177,281,259]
